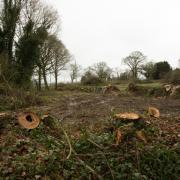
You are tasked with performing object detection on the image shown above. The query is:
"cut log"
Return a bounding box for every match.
[148,107,160,118]
[170,85,180,97]
[17,112,40,129]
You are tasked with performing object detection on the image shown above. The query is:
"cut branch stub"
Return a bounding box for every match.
[115,128,122,145]
[148,107,160,118]
[136,130,147,143]
[114,112,140,121]
[0,112,9,118]
[164,84,172,92]
[17,112,40,129]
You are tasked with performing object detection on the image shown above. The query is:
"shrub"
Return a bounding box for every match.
[165,68,180,85]
[81,71,103,85]
[0,88,43,110]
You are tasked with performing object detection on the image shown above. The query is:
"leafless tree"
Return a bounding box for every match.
[70,62,81,83]
[92,62,112,81]
[38,36,54,90]
[35,35,71,90]
[19,0,59,33]
[50,36,71,89]
[122,51,146,80]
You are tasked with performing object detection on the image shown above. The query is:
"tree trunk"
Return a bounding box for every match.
[42,68,49,90]
[55,71,58,90]
[38,67,42,91]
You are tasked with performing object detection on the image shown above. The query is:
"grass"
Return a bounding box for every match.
[117,81,162,91]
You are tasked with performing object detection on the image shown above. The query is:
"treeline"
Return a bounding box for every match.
[0,0,71,90]
[0,1,179,90]
[80,51,180,85]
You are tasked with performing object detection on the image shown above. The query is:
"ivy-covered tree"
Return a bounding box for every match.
[0,0,23,62]
[15,20,48,88]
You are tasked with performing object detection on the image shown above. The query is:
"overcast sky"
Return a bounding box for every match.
[46,0,180,70]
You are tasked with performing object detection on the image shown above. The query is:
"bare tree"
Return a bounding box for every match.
[38,35,55,90]
[50,36,71,89]
[20,0,59,33]
[92,62,112,81]
[35,35,71,90]
[70,62,81,83]
[122,51,146,80]
[114,67,121,80]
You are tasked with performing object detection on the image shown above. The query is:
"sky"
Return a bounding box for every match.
[46,0,180,72]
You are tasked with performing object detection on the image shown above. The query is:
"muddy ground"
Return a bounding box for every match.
[35,92,180,130]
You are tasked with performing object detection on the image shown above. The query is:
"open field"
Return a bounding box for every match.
[0,84,180,179]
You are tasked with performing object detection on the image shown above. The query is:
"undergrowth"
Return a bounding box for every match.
[0,116,180,180]
[0,88,43,111]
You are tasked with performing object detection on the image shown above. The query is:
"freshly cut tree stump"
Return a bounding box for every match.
[115,112,140,121]
[103,84,120,95]
[148,107,160,118]
[164,84,172,92]
[17,112,40,129]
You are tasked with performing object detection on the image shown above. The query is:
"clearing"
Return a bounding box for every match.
[0,85,180,179]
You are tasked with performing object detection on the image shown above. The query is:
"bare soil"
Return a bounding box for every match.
[40,92,180,121]
[34,92,180,136]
